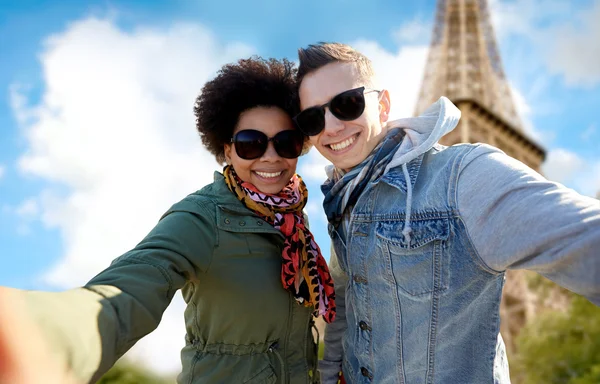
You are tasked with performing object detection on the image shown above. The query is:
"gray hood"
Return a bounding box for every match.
[384,96,461,173]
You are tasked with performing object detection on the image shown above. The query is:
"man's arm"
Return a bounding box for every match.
[319,245,349,384]
[456,144,600,305]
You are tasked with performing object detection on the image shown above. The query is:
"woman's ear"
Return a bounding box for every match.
[223,143,232,165]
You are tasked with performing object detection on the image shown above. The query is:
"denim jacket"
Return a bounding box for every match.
[319,101,600,384]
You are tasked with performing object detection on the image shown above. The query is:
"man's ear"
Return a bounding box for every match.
[378,89,391,124]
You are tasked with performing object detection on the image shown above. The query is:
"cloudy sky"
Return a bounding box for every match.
[1,0,599,377]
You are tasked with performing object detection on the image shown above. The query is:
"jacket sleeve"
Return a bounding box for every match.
[23,198,216,383]
[318,245,349,384]
[456,144,600,305]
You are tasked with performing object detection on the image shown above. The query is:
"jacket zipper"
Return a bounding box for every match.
[309,318,320,384]
[268,341,285,383]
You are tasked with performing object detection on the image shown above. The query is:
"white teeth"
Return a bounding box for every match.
[255,171,283,178]
[329,135,356,151]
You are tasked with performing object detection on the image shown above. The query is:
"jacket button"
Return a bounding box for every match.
[224,218,230,224]
[359,321,370,331]
[239,221,246,226]
[353,275,367,284]
[361,367,371,378]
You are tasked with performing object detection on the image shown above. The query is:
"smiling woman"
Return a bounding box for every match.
[224,108,303,194]
[0,57,334,384]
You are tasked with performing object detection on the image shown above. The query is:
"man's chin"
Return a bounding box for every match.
[315,146,363,171]
[330,158,361,172]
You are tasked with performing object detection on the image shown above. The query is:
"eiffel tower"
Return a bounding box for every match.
[414,0,554,355]
[416,0,545,170]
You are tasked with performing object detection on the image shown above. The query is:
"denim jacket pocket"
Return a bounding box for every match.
[377,217,450,296]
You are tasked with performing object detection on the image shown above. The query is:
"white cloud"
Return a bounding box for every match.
[9,84,35,126]
[542,148,600,197]
[297,150,329,228]
[546,0,600,87]
[350,39,429,119]
[577,161,600,199]
[509,84,554,145]
[541,148,585,185]
[510,85,533,132]
[298,149,330,182]
[392,19,431,45]
[489,0,600,88]
[0,164,5,179]
[304,199,327,226]
[12,17,255,375]
[2,198,41,237]
[16,198,39,217]
[488,0,571,40]
[590,163,600,198]
[17,199,39,236]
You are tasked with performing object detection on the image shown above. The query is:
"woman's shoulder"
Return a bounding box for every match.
[165,190,218,219]
[163,174,240,218]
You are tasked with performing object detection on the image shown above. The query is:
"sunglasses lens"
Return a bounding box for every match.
[232,129,304,160]
[233,130,267,160]
[293,87,367,136]
[273,130,304,159]
[330,89,365,121]
[294,107,326,136]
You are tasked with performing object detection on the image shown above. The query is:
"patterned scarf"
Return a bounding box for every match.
[223,165,336,323]
[322,128,405,231]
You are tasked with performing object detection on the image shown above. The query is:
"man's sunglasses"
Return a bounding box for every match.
[231,129,304,160]
[293,86,380,136]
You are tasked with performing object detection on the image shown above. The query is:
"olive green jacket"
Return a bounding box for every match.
[25,172,320,384]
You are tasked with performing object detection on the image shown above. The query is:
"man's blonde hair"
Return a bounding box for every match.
[297,42,375,85]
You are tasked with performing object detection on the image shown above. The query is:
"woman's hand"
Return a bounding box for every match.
[0,287,77,384]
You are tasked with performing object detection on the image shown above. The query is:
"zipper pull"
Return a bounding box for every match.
[268,341,279,352]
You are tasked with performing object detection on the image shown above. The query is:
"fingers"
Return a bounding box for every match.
[0,287,77,384]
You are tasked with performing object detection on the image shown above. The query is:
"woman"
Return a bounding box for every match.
[0,57,335,384]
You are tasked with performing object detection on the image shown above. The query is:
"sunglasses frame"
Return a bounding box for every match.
[230,129,305,160]
[293,86,381,136]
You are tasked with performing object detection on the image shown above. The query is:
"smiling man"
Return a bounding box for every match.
[295,42,600,384]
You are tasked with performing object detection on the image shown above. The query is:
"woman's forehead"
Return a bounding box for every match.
[234,106,293,133]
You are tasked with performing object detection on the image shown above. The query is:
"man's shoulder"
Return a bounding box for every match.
[431,142,501,155]
[393,143,508,184]
[426,142,506,166]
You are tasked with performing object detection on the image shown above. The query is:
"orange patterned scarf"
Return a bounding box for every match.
[223,165,336,323]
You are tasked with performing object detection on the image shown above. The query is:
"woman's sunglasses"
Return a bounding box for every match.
[231,129,304,160]
[293,86,380,136]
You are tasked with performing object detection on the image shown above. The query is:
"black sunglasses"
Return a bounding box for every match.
[293,86,380,136]
[231,129,304,160]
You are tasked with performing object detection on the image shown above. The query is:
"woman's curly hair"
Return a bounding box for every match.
[194,56,300,164]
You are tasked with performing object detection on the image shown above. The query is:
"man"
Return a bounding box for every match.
[294,42,600,384]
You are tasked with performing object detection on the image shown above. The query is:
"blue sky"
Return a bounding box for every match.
[1,0,599,374]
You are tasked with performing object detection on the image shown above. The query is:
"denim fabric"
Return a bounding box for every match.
[320,143,600,384]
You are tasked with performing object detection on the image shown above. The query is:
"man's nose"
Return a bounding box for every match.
[323,108,345,136]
